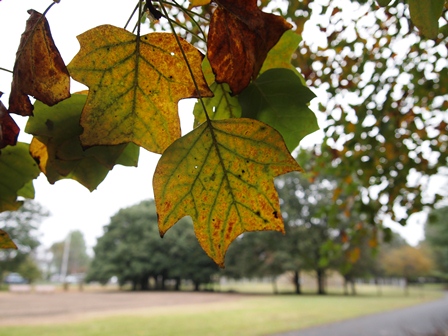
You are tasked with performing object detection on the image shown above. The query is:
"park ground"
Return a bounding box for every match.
[0,284,444,336]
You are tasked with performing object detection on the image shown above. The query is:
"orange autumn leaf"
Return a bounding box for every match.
[68,25,212,154]
[154,118,302,267]
[207,0,292,94]
[9,10,70,116]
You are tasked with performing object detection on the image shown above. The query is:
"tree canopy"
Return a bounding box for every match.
[0,0,447,266]
[87,199,218,290]
[0,200,49,281]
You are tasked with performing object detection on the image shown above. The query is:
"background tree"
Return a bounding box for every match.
[425,206,448,279]
[0,200,48,282]
[291,0,448,244]
[381,245,433,295]
[87,199,218,291]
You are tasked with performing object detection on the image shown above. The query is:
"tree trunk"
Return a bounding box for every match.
[174,277,181,291]
[375,278,382,296]
[194,281,200,291]
[404,277,409,296]
[350,280,356,295]
[343,278,348,295]
[272,276,278,294]
[317,268,326,295]
[161,274,166,291]
[293,270,301,295]
[140,276,149,291]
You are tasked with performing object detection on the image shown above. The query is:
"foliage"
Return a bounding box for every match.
[16,255,42,283]
[381,245,433,293]
[87,200,218,290]
[425,206,448,277]
[0,0,447,266]
[293,0,448,240]
[0,200,49,281]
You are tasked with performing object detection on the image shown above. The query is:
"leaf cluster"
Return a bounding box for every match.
[0,0,319,266]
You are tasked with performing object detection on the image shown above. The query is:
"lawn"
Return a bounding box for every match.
[0,284,443,336]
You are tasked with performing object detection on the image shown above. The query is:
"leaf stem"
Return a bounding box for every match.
[124,2,140,30]
[157,0,211,122]
[166,16,206,42]
[172,0,207,41]
[0,67,13,74]
[160,0,210,21]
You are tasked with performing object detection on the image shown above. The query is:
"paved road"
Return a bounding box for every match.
[274,294,448,336]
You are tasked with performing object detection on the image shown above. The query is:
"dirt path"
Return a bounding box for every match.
[0,290,247,326]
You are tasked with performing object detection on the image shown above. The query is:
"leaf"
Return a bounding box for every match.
[0,96,19,149]
[68,25,213,154]
[239,68,318,152]
[408,0,445,39]
[9,10,70,116]
[153,118,302,267]
[207,0,292,94]
[0,229,17,249]
[0,142,40,212]
[260,30,305,82]
[25,95,139,191]
[193,58,241,127]
[188,0,211,8]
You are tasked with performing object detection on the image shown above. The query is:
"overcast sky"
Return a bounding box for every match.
[0,0,427,253]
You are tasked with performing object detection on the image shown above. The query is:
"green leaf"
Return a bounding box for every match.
[25,94,140,191]
[260,30,305,84]
[239,68,318,152]
[17,180,36,199]
[408,0,445,39]
[193,58,242,127]
[0,142,40,212]
[0,229,17,249]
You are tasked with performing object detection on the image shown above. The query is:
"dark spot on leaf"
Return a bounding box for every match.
[45,119,54,131]
[255,211,261,216]
[273,211,278,218]
[242,170,245,173]
[210,173,216,181]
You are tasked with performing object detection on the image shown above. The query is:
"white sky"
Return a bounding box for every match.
[0,0,427,253]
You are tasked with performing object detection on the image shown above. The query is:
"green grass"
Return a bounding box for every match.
[0,284,443,336]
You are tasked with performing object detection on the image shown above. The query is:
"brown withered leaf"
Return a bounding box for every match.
[0,94,19,149]
[207,0,292,94]
[9,10,70,116]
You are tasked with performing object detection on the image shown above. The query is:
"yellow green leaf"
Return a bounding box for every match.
[193,58,241,127]
[68,25,213,154]
[0,229,17,249]
[260,30,305,83]
[153,118,302,266]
